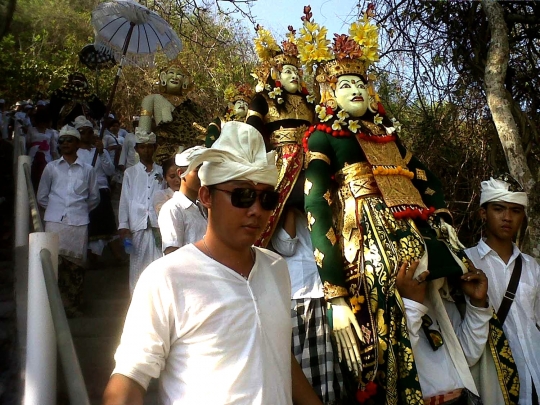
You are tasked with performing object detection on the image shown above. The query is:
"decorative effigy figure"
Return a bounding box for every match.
[139,60,204,165]
[205,83,253,147]
[247,25,315,247]
[298,6,479,403]
[49,72,106,129]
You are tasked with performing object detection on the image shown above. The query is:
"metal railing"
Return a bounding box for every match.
[14,133,90,405]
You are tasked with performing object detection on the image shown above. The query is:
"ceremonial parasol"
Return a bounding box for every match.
[78,44,116,98]
[91,0,182,139]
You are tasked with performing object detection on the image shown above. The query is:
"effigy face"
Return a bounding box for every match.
[279,64,300,94]
[160,66,186,95]
[233,100,248,118]
[335,74,369,117]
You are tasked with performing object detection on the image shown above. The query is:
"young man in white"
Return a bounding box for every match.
[37,125,100,317]
[118,128,164,293]
[158,145,207,255]
[73,116,120,261]
[102,122,323,405]
[466,175,540,405]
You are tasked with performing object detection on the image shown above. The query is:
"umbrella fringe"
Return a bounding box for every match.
[95,39,181,68]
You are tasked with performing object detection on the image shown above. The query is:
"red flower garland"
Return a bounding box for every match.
[356,381,378,403]
[303,122,396,152]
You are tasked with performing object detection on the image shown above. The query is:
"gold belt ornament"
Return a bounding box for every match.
[270,125,307,145]
[336,162,380,199]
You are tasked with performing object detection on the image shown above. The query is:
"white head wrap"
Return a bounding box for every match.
[59,125,81,140]
[182,121,278,187]
[175,145,206,167]
[480,177,527,208]
[73,115,93,129]
[134,127,156,144]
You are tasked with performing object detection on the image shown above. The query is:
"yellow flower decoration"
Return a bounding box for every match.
[254,27,281,62]
[348,119,360,133]
[374,113,383,125]
[332,120,342,131]
[297,18,333,73]
[337,110,349,121]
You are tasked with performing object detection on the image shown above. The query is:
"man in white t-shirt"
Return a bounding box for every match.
[103,122,323,405]
[158,146,207,254]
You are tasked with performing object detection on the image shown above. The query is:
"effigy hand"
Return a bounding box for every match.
[140,94,175,131]
[439,217,466,251]
[330,297,363,377]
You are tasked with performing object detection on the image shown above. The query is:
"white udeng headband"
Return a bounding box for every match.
[480,177,528,207]
[182,121,278,187]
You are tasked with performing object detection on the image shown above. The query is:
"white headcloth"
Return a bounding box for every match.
[480,177,527,207]
[134,127,156,144]
[73,115,93,129]
[59,125,81,140]
[182,121,278,187]
[176,145,206,167]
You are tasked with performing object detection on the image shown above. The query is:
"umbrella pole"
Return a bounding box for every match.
[93,21,135,166]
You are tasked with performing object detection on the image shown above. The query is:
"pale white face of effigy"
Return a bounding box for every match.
[279,64,299,94]
[233,100,248,118]
[161,66,186,95]
[335,74,369,117]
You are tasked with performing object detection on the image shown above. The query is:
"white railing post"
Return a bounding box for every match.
[15,155,31,248]
[24,232,58,405]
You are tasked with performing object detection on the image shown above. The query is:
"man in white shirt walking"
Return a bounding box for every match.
[158,146,207,255]
[466,175,539,405]
[73,116,121,261]
[102,122,323,405]
[118,128,164,293]
[37,125,100,317]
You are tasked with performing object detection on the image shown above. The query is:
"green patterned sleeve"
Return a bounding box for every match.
[205,117,221,147]
[305,131,348,299]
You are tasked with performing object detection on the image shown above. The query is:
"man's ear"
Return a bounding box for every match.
[479,206,487,221]
[198,186,212,209]
[176,167,186,179]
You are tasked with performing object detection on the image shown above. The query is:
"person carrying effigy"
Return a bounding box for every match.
[298,5,516,404]
[247,23,342,405]
[205,83,253,147]
[138,60,205,165]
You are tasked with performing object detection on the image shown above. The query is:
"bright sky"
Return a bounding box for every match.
[238,0,363,40]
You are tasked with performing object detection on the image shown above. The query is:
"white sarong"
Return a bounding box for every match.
[45,220,88,266]
[130,228,162,293]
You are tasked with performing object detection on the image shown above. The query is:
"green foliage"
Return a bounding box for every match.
[0,0,256,127]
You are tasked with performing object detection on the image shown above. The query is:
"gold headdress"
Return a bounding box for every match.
[252,25,307,93]
[296,5,380,108]
[224,83,253,104]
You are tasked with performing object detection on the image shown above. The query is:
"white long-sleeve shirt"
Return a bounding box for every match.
[76,147,115,190]
[271,208,323,299]
[466,240,540,405]
[157,191,207,251]
[37,156,100,225]
[117,132,138,168]
[119,162,164,232]
[402,287,491,398]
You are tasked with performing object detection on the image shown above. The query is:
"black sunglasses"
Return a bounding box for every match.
[58,137,77,144]
[213,187,280,211]
[421,314,444,351]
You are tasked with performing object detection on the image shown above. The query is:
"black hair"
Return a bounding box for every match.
[161,157,177,177]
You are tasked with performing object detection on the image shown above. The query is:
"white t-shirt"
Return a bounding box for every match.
[158,191,207,251]
[112,244,293,405]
